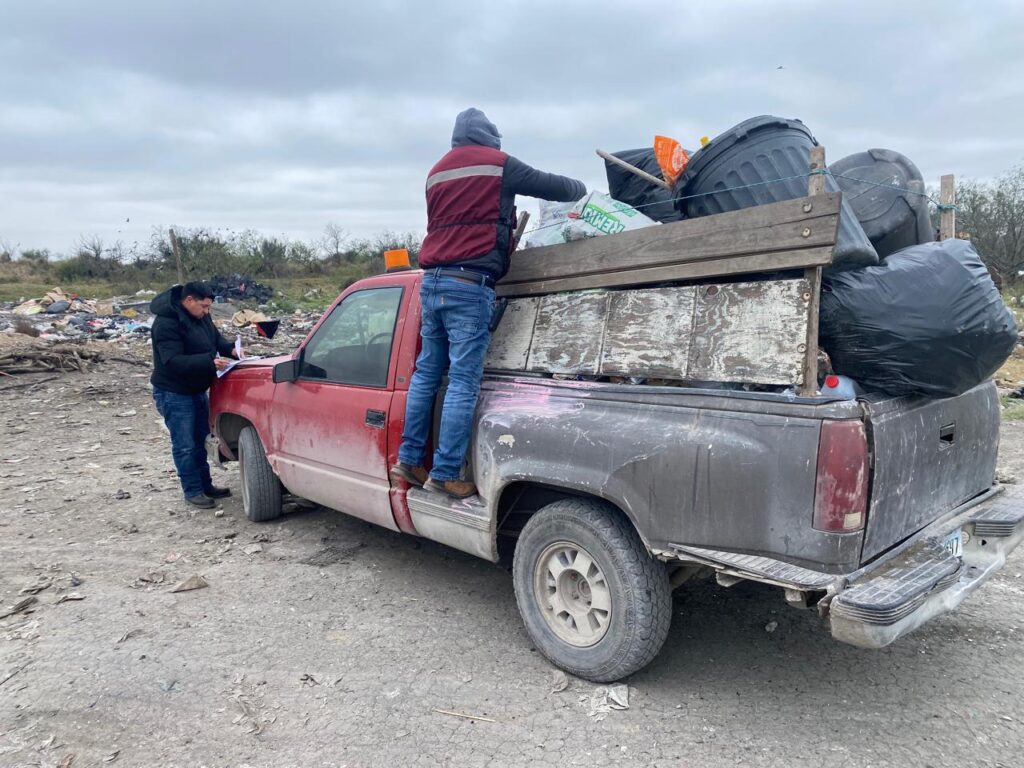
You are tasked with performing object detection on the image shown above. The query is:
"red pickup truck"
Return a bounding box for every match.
[209,268,1024,682]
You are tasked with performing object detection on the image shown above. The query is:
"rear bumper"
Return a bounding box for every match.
[667,483,1024,649]
[829,484,1024,648]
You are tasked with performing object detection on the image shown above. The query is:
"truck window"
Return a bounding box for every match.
[299,286,403,387]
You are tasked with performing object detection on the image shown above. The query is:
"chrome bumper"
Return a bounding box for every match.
[667,484,1024,649]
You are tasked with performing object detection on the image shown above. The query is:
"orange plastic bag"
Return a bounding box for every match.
[653,135,689,186]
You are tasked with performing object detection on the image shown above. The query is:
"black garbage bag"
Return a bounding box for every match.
[603,148,683,223]
[207,274,273,302]
[819,239,1017,398]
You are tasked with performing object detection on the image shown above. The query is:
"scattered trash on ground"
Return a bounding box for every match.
[54,592,85,605]
[765,620,779,633]
[19,576,53,595]
[550,670,570,693]
[431,708,497,723]
[585,684,630,719]
[171,574,208,593]
[0,595,38,619]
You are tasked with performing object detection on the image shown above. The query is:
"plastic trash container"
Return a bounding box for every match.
[679,115,877,272]
[830,148,934,259]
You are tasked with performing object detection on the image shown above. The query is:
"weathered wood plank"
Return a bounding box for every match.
[600,287,696,378]
[801,146,826,395]
[939,174,956,241]
[497,246,834,298]
[485,297,539,371]
[687,279,810,385]
[526,292,608,375]
[502,193,841,287]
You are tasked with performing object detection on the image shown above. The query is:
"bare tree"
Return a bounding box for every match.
[0,236,16,262]
[76,235,105,259]
[319,222,348,261]
[957,165,1024,279]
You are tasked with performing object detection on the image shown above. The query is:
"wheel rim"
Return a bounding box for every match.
[239,443,250,513]
[533,541,612,647]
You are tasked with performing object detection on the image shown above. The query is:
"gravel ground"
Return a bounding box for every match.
[1,362,1022,768]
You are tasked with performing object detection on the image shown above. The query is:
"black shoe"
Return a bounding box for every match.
[204,486,232,499]
[185,494,215,509]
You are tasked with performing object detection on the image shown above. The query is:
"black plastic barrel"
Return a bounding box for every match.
[678,116,877,271]
[830,148,934,259]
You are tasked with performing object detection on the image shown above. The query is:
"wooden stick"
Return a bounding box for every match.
[801,146,826,397]
[512,211,531,250]
[169,228,186,285]
[596,149,672,191]
[939,174,956,241]
[431,708,497,723]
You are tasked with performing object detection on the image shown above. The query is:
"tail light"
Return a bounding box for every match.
[813,420,869,533]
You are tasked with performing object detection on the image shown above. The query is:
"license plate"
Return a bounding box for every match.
[943,529,963,559]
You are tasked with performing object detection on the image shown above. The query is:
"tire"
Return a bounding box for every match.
[238,426,282,522]
[512,498,672,682]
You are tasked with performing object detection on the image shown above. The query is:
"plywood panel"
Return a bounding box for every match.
[600,287,696,378]
[485,297,539,371]
[526,292,608,375]
[687,279,810,385]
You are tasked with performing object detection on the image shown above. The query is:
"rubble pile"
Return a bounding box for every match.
[0,282,325,376]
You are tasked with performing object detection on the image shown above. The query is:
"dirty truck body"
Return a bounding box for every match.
[210,269,1024,682]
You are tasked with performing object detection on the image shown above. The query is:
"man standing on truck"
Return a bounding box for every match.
[150,282,239,509]
[391,107,587,499]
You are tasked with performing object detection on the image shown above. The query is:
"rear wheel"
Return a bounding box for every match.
[238,426,282,522]
[512,498,672,682]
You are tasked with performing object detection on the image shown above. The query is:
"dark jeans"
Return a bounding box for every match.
[398,271,494,481]
[153,386,213,497]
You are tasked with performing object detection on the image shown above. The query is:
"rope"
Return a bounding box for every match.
[522,168,956,238]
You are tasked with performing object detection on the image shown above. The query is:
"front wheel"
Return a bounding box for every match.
[238,425,283,522]
[512,498,672,682]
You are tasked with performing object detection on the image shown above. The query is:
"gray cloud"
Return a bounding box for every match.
[2,0,1022,253]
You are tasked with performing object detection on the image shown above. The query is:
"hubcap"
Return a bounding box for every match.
[533,542,612,647]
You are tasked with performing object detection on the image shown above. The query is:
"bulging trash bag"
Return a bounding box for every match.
[819,239,1017,398]
[604,148,684,223]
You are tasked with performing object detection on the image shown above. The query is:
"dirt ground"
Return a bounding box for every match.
[1,361,1023,768]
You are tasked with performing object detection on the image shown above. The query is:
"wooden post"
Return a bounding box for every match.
[939,174,956,241]
[169,228,185,285]
[800,146,827,396]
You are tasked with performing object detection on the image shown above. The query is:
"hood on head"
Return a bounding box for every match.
[150,284,184,318]
[451,108,501,150]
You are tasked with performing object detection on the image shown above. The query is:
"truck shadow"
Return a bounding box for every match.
[279,503,1008,695]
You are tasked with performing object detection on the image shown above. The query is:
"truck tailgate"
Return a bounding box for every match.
[861,381,1001,561]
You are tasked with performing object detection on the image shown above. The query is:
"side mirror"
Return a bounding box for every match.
[272,358,299,384]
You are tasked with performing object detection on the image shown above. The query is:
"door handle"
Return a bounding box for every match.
[365,409,386,429]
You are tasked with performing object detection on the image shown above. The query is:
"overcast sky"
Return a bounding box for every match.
[2,0,1022,256]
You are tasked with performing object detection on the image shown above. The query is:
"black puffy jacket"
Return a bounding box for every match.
[149,285,234,395]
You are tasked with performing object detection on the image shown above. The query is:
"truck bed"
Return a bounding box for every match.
[451,375,1001,573]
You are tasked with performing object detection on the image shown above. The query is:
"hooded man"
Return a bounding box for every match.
[150,281,238,508]
[391,108,586,499]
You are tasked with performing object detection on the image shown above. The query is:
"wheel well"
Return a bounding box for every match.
[495,482,642,570]
[216,413,253,459]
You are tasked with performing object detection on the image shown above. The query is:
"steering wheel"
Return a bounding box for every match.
[367,332,392,347]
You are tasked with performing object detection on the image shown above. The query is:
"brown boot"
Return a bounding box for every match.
[390,463,428,487]
[424,478,478,499]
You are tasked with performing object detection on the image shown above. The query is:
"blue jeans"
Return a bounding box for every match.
[399,271,494,481]
[153,387,213,497]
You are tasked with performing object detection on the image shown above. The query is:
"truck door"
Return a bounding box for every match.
[270,285,404,530]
